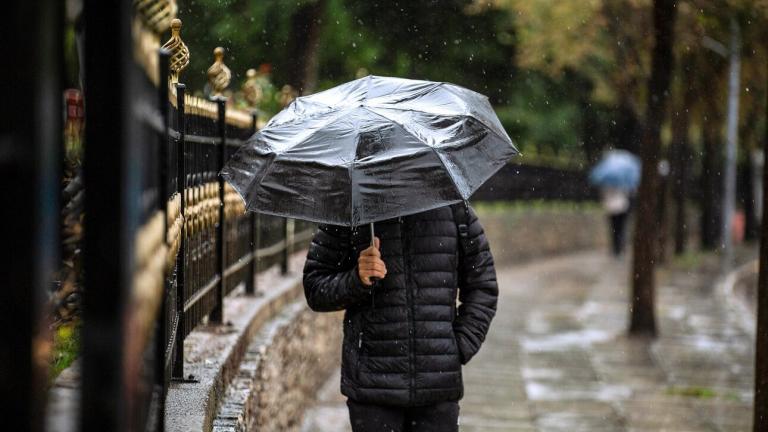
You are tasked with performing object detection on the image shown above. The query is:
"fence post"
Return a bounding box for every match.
[210,97,227,323]
[81,1,134,429]
[2,2,62,430]
[245,112,258,294]
[173,83,186,378]
[156,47,171,425]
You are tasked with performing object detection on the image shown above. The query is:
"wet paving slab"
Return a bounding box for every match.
[301,251,755,431]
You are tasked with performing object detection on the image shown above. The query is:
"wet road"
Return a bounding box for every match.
[301,251,755,431]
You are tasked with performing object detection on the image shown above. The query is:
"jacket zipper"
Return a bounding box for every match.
[402,217,415,404]
[357,325,364,380]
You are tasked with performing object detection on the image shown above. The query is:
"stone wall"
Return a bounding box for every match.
[213,301,342,432]
[475,203,609,267]
[250,304,342,431]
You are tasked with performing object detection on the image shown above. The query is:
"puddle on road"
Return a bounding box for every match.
[525,381,632,402]
[521,367,565,380]
[521,329,616,352]
[536,411,619,431]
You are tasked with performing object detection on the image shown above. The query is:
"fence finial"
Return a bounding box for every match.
[134,0,178,34]
[279,84,298,108]
[242,68,263,108]
[161,18,189,83]
[207,47,232,98]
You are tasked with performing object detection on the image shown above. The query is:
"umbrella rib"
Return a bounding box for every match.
[364,81,443,106]
[270,107,356,156]
[366,83,515,150]
[359,106,467,200]
[241,152,278,213]
[239,108,350,210]
[349,106,365,227]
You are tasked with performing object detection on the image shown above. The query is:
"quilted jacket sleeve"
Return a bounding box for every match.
[453,206,498,364]
[303,224,371,312]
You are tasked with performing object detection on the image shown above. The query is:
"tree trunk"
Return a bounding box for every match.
[656,169,670,263]
[741,158,756,242]
[753,53,768,432]
[740,111,761,243]
[629,0,677,337]
[670,57,695,255]
[286,0,327,95]
[615,99,642,153]
[721,17,741,270]
[749,149,764,241]
[701,84,724,250]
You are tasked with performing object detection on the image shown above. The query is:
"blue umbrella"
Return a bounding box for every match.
[589,150,641,191]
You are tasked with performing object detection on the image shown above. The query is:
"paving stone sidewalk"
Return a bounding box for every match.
[301,251,755,432]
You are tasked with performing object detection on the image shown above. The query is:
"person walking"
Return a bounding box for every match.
[601,186,632,256]
[303,203,498,432]
[588,149,640,257]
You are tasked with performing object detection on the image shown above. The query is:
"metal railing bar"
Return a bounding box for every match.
[255,239,287,259]
[225,138,246,147]
[223,252,254,278]
[292,228,316,245]
[249,227,314,260]
[185,134,221,145]
[183,275,220,313]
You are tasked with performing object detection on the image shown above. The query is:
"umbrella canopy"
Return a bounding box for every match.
[588,150,641,191]
[221,75,519,226]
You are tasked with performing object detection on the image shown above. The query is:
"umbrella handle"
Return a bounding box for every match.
[369,222,379,284]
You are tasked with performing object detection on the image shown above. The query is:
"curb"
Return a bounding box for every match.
[718,259,758,339]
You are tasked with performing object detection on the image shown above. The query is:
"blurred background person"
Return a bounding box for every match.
[590,150,641,257]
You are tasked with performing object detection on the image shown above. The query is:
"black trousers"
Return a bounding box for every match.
[609,211,628,256]
[347,399,459,432]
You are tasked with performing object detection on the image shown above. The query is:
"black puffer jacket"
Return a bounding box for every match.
[303,205,498,407]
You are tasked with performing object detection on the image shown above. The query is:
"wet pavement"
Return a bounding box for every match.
[301,251,755,431]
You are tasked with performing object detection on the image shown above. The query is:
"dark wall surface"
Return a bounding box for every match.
[473,163,597,202]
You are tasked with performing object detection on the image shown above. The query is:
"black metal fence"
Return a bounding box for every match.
[74,7,315,431]
[472,162,598,202]
[164,68,315,388]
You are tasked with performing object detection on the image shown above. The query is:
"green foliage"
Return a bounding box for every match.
[50,323,80,381]
[495,72,580,157]
[664,386,743,401]
[175,0,704,163]
[671,250,713,271]
[178,0,304,91]
[332,1,517,99]
[666,386,716,398]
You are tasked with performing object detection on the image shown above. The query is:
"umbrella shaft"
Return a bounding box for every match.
[369,222,379,285]
[370,223,375,247]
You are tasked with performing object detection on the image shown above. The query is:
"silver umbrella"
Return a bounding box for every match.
[222,75,519,243]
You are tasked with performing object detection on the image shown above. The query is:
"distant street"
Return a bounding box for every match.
[302,251,755,432]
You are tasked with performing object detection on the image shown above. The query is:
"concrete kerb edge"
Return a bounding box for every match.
[717,259,758,339]
[165,254,307,432]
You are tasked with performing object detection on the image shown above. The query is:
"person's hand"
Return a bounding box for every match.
[358,237,386,286]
